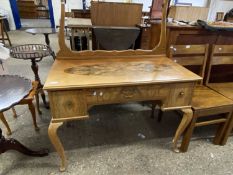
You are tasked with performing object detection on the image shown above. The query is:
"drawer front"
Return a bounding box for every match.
[49,90,88,119]
[86,85,169,104]
[163,83,194,109]
[86,83,194,109]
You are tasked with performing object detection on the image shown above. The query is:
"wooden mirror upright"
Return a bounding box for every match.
[57,0,168,59]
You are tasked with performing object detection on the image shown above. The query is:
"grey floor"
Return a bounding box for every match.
[1,30,233,175]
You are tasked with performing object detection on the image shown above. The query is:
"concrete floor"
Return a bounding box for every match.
[1,30,233,175]
[21,19,51,28]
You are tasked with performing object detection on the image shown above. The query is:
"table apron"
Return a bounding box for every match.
[48,82,195,120]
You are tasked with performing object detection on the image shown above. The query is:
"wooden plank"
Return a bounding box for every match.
[170,45,207,55]
[212,56,233,65]
[168,6,209,21]
[91,1,142,27]
[172,56,204,66]
[213,45,233,54]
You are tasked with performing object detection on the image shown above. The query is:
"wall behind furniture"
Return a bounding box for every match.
[1,0,16,30]
[208,0,233,21]
[176,0,208,7]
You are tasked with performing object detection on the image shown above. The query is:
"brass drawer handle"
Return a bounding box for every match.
[121,88,136,99]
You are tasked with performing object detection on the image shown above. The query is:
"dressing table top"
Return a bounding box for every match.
[44,56,201,90]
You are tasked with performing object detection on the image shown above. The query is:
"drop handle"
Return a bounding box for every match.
[179,91,185,96]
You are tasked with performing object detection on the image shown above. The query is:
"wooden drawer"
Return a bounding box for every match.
[86,84,169,104]
[86,83,194,109]
[49,90,88,119]
[163,83,194,109]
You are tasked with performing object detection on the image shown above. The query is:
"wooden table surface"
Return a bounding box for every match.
[44,56,201,90]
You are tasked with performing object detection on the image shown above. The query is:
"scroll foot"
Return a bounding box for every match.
[48,121,66,172]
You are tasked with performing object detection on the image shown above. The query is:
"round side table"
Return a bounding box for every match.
[10,44,52,113]
[0,75,48,157]
[25,28,57,59]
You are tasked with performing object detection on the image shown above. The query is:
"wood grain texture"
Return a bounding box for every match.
[91,1,142,27]
[44,57,201,90]
[168,6,209,22]
[208,83,233,100]
[192,85,233,110]
[49,90,88,119]
[169,44,208,84]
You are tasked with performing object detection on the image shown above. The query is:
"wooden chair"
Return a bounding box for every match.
[92,26,140,50]
[156,44,233,152]
[207,45,233,145]
[0,81,39,135]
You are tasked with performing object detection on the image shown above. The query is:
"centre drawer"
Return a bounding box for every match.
[86,82,194,109]
[86,84,170,104]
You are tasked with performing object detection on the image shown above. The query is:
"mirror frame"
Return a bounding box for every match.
[57,0,168,60]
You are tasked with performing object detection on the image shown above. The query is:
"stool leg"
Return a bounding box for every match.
[157,109,163,122]
[28,101,39,131]
[219,112,233,145]
[151,103,156,119]
[179,112,197,152]
[213,113,230,145]
[0,20,5,46]
[0,112,12,135]
[12,107,17,118]
[3,24,11,46]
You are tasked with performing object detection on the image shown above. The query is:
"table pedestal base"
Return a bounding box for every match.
[31,59,49,114]
[0,128,49,157]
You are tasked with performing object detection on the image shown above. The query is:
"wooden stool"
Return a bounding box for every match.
[0,81,39,135]
[0,18,12,46]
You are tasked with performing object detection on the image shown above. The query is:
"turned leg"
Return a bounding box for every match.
[31,59,48,109]
[35,92,42,115]
[0,112,12,135]
[48,121,66,172]
[173,108,193,153]
[12,107,17,118]
[40,89,49,109]
[151,103,156,119]
[179,112,198,152]
[0,128,48,156]
[28,101,40,131]
[157,109,163,122]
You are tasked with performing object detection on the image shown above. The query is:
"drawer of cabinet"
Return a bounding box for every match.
[164,83,194,108]
[49,90,88,119]
[86,85,169,104]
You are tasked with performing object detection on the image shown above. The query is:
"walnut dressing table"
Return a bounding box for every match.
[44,0,201,171]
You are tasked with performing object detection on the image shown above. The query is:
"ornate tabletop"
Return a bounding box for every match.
[0,75,48,157]
[0,75,32,112]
